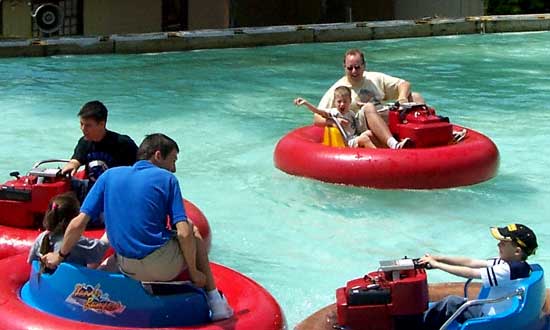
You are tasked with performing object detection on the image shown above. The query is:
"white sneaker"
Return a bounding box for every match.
[395,137,411,149]
[209,293,234,321]
[452,129,467,143]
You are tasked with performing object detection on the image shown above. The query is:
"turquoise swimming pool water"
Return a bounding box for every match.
[1,31,550,327]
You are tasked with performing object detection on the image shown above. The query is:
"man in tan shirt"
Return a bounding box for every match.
[316,48,425,149]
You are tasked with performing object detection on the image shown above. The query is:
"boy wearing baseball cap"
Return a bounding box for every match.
[419,223,538,330]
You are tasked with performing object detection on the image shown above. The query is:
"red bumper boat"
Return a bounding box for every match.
[0,160,211,259]
[0,253,286,330]
[297,257,550,330]
[274,104,499,189]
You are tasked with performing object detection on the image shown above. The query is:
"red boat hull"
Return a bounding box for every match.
[274,125,499,189]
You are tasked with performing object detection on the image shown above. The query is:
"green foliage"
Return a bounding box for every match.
[485,0,550,15]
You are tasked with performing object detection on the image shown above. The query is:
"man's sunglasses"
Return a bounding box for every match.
[346,64,363,71]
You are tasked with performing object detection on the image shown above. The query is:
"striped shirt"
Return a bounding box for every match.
[480,258,531,315]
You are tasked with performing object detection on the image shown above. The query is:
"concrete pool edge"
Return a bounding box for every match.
[1,13,550,58]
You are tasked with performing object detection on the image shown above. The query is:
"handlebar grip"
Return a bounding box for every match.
[412,258,432,269]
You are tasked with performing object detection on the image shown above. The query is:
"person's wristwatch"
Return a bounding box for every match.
[58,250,70,259]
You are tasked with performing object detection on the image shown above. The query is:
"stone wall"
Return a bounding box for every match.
[83,0,162,36]
[188,0,229,30]
[1,0,485,38]
[3,14,550,58]
[2,0,32,38]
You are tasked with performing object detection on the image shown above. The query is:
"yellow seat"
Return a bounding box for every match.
[322,126,346,148]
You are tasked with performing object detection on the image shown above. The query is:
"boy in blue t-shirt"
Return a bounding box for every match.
[419,223,538,330]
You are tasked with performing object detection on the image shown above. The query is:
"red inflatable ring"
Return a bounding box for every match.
[0,253,286,330]
[274,125,499,189]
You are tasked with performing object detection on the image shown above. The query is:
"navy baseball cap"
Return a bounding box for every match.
[491,224,538,256]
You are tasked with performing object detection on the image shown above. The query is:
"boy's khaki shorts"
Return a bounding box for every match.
[118,236,187,281]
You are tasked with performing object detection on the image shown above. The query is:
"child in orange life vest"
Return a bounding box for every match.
[294,86,377,148]
[28,192,109,268]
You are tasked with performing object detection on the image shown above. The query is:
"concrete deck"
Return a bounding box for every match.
[1,14,550,57]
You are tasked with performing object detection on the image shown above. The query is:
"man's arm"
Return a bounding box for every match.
[175,220,206,287]
[41,212,90,268]
[396,80,412,103]
[62,138,88,175]
[61,159,82,175]
[119,135,138,166]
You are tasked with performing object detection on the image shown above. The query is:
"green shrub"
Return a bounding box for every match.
[485,0,550,15]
